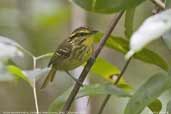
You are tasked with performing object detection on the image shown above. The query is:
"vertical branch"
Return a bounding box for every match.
[71,3,91,114]
[62,11,124,114]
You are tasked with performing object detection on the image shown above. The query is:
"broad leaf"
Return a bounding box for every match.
[94,33,168,71]
[148,99,162,114]
[125,8,135,39]
[167,100,171,114]
[73,0,145,14]
[91,58,120,81]
[124,73,171,114]
[49,83,131,112]
[126,9,171,59]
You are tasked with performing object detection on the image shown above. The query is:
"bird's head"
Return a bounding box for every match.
[68,27,98,46]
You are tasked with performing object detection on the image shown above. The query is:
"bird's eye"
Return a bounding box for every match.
[79,33,85,36]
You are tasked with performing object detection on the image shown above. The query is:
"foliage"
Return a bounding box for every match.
[49,83,131,112]
[125,73,171,114]
[0,0,171,113]
[94,33,168,71]
[72,0,145,13]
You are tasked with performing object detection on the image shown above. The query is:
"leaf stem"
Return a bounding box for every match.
[97,57,132,114]
[61,11,124,114]
[36,53,53,61]
[33,79,39,114]
[32,57,39,114]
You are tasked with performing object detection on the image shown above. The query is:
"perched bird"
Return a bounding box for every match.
[41,27,97,88]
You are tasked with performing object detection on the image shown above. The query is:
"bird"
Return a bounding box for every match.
[41,27,97,89]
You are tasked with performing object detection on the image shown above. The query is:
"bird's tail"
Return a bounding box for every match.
[40,67,57,89]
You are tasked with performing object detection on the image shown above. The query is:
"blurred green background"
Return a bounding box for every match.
[0,0,170,113]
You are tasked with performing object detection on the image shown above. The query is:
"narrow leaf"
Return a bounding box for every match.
[124,73,171,114]
[7,65,29,83]
[78,84,131,98]
[94,33,168,71]
[73,0,145,14]
[49,83,131,112]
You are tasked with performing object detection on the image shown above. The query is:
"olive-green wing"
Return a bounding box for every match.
[48,41,72,67]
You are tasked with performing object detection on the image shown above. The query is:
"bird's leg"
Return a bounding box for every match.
[65,71,84,86]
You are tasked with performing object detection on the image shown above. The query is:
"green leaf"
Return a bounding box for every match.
[49,83,131,112]
[78,84,131,98]
[135,49,168,71]
[7,65,29,83]
[94,33,168,71]
[167,100,171,114]
[90,57,133,91]
[73,0,145,14]
[125,8,135,39]
[124,73,171,114]
[118,83,133,92]
[148,99,162,114]
[91,57,120,81]
[7,65,49,87]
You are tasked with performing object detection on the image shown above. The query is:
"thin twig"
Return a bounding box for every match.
[151,0,165,10]
[61,11,124,114]
[65,71,84,86]
[97,58,132,114]
[36,53,53,61]
[17,45,39,113]
[32,57,39,114]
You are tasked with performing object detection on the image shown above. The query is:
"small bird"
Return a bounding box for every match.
[41,27,97,89]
